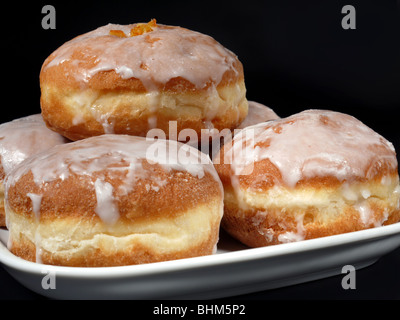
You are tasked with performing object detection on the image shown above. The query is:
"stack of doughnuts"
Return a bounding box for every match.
[2,20,399,267]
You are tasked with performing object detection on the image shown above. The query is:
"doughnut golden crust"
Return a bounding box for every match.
[0,115,69,227]
[5,134,223,267]
[40,21,248,141]
[213,110,400,247]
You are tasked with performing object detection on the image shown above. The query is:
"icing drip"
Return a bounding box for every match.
[27,193,42,219]
[44,23,239,91]
[354,201,373,226]
[0,114,69,176]
[94,179,119,225]
[229,110,398,188]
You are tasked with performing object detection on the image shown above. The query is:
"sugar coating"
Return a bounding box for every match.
[43,23,240,91]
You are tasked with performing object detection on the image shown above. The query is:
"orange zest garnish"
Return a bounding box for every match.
[130,19,157,37]
[272,126,282,134]
[109,29,127,38]
[109,19,157,38]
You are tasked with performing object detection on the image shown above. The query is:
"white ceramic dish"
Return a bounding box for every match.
[1,223,400,300]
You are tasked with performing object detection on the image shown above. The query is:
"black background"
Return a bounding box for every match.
[1,0,400,300]
[3,1,400,138]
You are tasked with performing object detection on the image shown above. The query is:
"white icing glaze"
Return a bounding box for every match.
[229,110,398,188]
[26,192,43,263]
[354,200,373,226]
[44,23,239,91]
[0,114,69,177]
[237,101,280,129]
[6,134,221,225]
[27,193,42,219]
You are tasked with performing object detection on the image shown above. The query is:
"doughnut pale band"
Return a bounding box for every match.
[6,199,221,267]
[40,81,247,141]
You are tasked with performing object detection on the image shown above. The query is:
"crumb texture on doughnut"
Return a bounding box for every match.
[40,22,248,141]
[214,109,400,247]
[5,135,223,267]
[0,114,69,227]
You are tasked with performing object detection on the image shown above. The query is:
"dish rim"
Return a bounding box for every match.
[1,222,400,279]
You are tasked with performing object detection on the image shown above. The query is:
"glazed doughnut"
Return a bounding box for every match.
[40,20,248,141]
[0,114,69,227]
[5,134,223,267]
[213,110,400,247]
[237,101,279,129]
